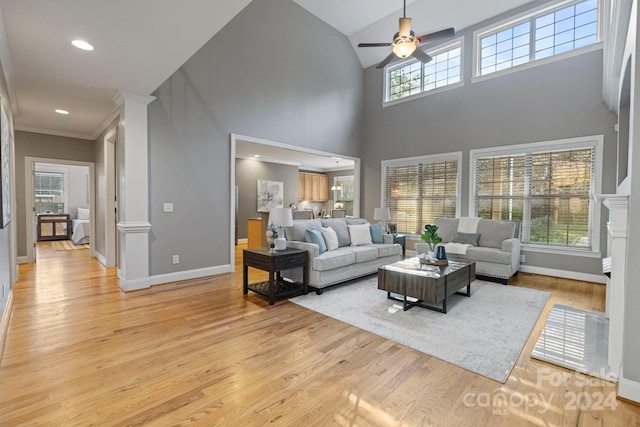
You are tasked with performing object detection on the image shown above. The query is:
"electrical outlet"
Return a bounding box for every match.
[172,255,179,264]
[520,255,525,263]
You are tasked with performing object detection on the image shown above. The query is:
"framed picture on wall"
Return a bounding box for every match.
[0,102,11,229]
[257,179,283,212]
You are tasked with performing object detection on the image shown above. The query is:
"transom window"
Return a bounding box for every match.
[478,0,598,76]
[470,136,602,250]
[386,41,462,102]
[382,153,461,234]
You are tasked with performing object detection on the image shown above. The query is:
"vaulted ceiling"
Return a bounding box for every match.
[0,0,532,140]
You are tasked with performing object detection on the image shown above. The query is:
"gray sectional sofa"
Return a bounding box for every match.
[282,218,402,294]
[416,217,521,284]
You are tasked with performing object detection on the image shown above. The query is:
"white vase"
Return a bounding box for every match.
[428,250,436,259]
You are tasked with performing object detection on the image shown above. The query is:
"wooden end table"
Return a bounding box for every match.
[243,247,308,305]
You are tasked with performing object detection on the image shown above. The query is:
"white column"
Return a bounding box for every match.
[596,194,629,379]
[114,91,156,291]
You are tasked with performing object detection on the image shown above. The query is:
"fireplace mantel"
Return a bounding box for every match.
[595,194,629,379]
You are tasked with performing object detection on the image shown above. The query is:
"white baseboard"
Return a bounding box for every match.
[118,276,151,292]
[0,291,14,364]
[618,369,640,403]
[17,256,29,264]
[149,265,232,287]
[519,265,606,284]
[95,251,107,267]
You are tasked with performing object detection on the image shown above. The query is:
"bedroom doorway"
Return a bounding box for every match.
[24,157,95,263]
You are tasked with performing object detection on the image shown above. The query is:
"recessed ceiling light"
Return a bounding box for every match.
[253,154,260,158]
[55,109,69,115]
[72,40,94,51]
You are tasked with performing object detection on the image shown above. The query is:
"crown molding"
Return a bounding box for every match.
[14,125,94,141]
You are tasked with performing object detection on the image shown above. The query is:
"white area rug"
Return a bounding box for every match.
[290,276,550,383]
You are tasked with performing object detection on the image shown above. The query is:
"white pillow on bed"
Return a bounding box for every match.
[77,208,90,220]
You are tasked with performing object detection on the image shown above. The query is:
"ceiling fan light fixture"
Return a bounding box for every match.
[392,39,416,58]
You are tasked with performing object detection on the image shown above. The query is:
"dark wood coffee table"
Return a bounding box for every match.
[378,258,476,313]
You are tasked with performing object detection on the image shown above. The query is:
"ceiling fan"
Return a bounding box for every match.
[358,0,455,69]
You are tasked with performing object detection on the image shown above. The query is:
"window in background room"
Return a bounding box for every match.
[382,153,461,234]
[386,40,462,102]
[334,175,354,216]
[35,171,65,214]
[477,0,598,77]
[471,136,602,250]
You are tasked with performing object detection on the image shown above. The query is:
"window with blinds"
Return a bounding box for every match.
[35,171,65,214]
[472,138,600,249]
[382,154,461,234]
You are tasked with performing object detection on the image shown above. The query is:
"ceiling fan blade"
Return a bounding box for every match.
[411,49,432,64]
[376,52,398,69]
[358,42,392,47]
[416,28,455,45]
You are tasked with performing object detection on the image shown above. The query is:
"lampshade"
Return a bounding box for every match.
[373,207,391,221]
[268,207,293,227]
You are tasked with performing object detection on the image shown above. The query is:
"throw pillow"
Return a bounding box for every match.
[77,208,90,220]
[369,222,384,244]
[304,229,327,254]
[451,232,480,246]
[348,223,372,246]
[321,226,339,251]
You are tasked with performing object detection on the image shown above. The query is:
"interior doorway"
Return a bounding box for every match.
[24,157,96,263]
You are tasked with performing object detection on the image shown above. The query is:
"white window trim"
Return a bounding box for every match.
[35,165,69,209]
[381,151,463,237]
[383,37,464,107]
[472,0,604,83]
[468,135,603,256]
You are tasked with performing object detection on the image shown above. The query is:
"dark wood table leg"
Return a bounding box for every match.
[302,253,309,294]
[243,263,248,295]
[268,271,275,305]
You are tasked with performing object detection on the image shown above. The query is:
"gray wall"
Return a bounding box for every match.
[14,131,95,257]
[148,0,363,275]
[235,158,299,239]
[362,39,616,275]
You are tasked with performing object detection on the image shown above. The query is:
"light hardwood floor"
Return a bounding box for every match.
[0,243,639,426]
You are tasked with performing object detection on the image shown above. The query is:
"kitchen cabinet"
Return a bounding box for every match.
[298,173,329,202]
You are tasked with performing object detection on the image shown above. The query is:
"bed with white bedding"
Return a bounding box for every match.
[71,207,90,244]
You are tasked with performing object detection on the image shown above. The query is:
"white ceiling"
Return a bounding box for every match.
[0,0,532,164]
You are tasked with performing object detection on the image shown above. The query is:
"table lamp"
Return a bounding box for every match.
[268,207,293,251]
[373,207,391,233]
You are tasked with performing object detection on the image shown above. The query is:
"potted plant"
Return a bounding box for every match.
[421,224,442,257]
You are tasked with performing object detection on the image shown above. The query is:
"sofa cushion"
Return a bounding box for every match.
[374,243,400,258]
[477,219,517,249]
[305,229,327,254]
[321,219,351,247]
[345,218,368,225]
[285,219,323,242]
[321,227,339,251]
[349,223,372,246]
[369,222,384,243]
[313,249,356,271]
[349,246,379,263]
[434,217,459,243]
[451,232,480,246]
[465,246,512,265]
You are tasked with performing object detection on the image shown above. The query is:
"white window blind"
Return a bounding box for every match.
[474,146,596,248]
[383,157,459,234]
